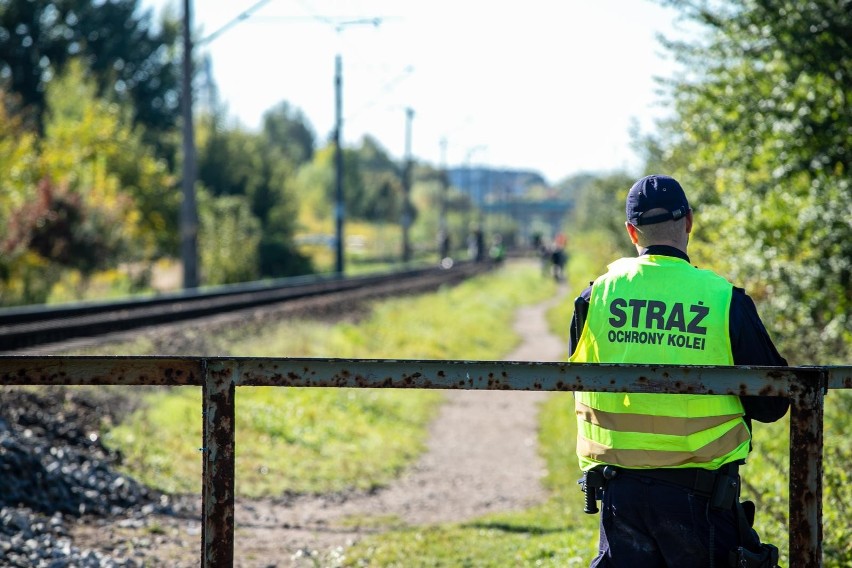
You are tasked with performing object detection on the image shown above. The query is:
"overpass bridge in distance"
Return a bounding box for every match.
[482,199,572,240]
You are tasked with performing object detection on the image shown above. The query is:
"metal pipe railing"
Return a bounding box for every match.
[2,356,849,567]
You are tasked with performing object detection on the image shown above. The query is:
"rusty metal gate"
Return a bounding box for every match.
[1,356,850,567]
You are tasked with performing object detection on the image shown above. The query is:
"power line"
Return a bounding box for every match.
[199,0,275,45]
[345,65,415,123]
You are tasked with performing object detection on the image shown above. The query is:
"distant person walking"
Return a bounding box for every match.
[568,175,788,567]
[550,233,568,282]
[489,235,505,264]
[468,227,485,263]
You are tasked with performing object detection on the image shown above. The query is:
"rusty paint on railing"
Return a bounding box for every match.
[0,356,201,386]
[788,370,825,567]
[202,360,235,568]
[235,358,798,396]
[1,356,849,568]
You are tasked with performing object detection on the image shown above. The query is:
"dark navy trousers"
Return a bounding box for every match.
[589,472,760,567]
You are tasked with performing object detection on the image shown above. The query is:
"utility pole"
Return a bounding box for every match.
[334,54,344,275]
[180,0,199,289]
[401,107,414,263]
[330,18,381,275]
[176,0,280,288]
[439,137,449,259]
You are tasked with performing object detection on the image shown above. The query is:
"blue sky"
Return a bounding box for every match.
[142,0,685,184]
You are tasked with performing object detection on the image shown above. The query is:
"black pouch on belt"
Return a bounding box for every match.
[710,469,739,510]
[731,543,780,568]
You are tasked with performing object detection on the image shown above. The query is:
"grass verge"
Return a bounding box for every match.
[341,391,599,567]
[101,251,850,566]
[103,259,556,497]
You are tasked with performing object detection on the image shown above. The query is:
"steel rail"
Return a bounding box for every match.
[0,262,486,351]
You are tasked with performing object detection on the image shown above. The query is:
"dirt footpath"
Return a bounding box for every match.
[72,283,570,567]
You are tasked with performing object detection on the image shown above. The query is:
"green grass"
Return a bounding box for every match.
[97,254,852,567]
[103,260,557,498]
[338,256,605,566]
[106,386,442,497]
[341,392,599,567]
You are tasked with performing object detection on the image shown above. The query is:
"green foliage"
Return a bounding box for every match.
[197,189,260,285]
[261,101,316,167]
[196,113,311,279]
[0,0,181,144]
[823,391,852,564]
[293,136,408,228]
[196,116,268,202]
[41,60,177,257]
[0,96,38,211]
[293,144,335,220]
[258,235,314,278]
[0,251,62,307]
[652,0,852,364]
[356,136,404,223]
[0,61,175,304]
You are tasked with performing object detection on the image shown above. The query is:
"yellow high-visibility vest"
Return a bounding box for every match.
[569,255,750,472]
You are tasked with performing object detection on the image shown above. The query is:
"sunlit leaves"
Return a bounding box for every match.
[40,60,176,258]
[650,5,852,560]
[197,190,260,286]
[0,59,175,305]
[653,0,851,365]
[0,0,181,141]
[195,111,311,279]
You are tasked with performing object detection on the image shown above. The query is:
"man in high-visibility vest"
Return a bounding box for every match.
[568,175,789,568]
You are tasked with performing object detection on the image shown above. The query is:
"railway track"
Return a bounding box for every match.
[0,261,491,352]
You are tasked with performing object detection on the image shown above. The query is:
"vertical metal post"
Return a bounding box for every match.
[788,370,824,567]
[334,54,344,275]
[181,0,199,289]
[202,360,236,567]
[401,107,414,263]
[438,137,449,259]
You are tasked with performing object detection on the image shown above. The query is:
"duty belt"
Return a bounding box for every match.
[580,461,743,514]
[613,463,740,497]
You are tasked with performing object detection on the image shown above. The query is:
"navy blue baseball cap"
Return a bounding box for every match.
[626,175,691,226]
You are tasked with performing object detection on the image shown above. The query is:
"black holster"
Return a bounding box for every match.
[709,467,739,510]
[730,499,781,567]
[730,543,780,568]
[579,466,617,514]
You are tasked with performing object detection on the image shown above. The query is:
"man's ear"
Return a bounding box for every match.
[625,221,640,245]
[685,210,694,234]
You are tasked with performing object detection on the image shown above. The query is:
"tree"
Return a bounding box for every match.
[356,136,404,223]
[652,0,851,366]
[0,91,38,223]
[196,113,311,279]
[0,59,177,305]
[40,59,178,259]
[261,101,316,167]
[197,190,260,285]
[3,178,125,274]
[0,0,181,146]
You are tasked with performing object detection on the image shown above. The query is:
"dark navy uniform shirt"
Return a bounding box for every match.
[568,245,790,425]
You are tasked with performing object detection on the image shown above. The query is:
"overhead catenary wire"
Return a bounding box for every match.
[199,0,275,45]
